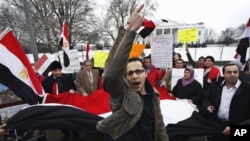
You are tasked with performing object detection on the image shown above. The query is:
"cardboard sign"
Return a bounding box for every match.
[94,51,109,68]
[178,28,198,43]
[129,44,146,58]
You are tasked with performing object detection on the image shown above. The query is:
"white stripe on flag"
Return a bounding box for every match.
[160,99,197,126]
[136,26,145,34]
[97,99,197,127]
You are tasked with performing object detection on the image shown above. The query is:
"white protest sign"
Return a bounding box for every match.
[59,49,80,73]
[150,34,173,68]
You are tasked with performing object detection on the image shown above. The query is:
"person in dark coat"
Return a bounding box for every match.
[170,68,205,141]
[171,68,203,105]
[42,61,77,141]
[201,63,250,141]
[96,5,169,141]
[42,61,76,95]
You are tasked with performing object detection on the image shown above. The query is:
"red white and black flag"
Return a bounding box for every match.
[234,18,250,64]
[7,92,225,139]
[137,18,168,38]
[59,20,70,67]
[0,28,44,105]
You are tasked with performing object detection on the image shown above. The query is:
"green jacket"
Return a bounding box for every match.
[96,29,169,141]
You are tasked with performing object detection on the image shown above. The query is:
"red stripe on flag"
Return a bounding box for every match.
[247,19,250,27]
[143,18,155,28]
[63,21,69,42]
[44,87,173,115]
[35,54,48,70]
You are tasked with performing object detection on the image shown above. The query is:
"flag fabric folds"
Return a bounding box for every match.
[0,28,44,105]
[6,104,103,132]
[43,89,111,115]
[234,18,250,64]
[7,92,225,139]
[166,111,224,137]
[161,99,224,137]
[59,20,70,67]
[137,18,168,38]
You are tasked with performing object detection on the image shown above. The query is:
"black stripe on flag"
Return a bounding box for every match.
[236,37,250,64]
[63,51,70,67]
[167,111,224,138]
[139,27,155,38]
[0,64,41,105]
[7,103,225,139]
[6,104,102,132]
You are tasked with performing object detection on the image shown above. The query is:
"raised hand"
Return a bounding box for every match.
[127,5,144,32]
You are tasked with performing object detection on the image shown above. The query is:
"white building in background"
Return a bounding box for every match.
[151,19,206,45]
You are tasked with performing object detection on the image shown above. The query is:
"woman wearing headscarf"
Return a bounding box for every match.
[170,68,205,141]
[171,68,203,106]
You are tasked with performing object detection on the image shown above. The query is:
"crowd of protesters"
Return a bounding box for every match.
[1,5,250,141]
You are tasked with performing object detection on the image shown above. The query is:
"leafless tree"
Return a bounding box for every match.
[218,27,237,46]
[98,0,157,44]
[2,0,98,53]
[0,3,26,40]
[234,24,246,40]
[203,28,217,44]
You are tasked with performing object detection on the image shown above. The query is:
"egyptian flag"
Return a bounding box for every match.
[86,42,90,60]
[137,18,168,38]
[234,18,250,64]
[59,20,70,67]
[7,92,224,139]
[0,28,44,105]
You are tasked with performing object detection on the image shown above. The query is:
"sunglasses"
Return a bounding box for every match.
[126,69,145,76]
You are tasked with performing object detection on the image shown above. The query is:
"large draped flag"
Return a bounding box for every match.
[234,18,250,64]
[6,100,225,139]
[59,20,70,67]
[0,28,44,105]
[7,90,225,139]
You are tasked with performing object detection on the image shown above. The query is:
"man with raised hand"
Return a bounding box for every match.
[96,5,169,141]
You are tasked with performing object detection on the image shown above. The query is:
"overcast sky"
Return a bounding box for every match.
[97,0,250,34]
[154,0,250,34]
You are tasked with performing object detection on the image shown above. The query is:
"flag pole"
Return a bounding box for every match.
[23,0,39,62]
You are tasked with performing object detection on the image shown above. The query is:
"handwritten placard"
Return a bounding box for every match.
[59,49,80,73]
[150,34,173,68]
[178,28,198,43]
